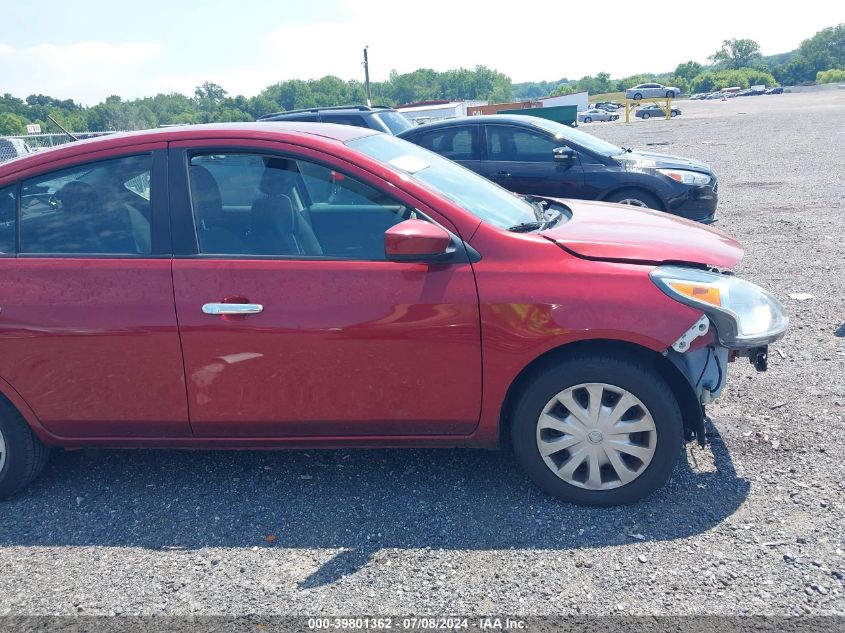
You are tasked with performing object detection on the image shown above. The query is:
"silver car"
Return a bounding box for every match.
[577,108,619,123]
[625,83,680,100]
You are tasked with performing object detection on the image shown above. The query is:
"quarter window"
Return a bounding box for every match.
[19,155,152,255]
[187,153,417,260]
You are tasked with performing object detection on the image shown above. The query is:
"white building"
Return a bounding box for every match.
[395,100,488,123]
[538,91,590,112]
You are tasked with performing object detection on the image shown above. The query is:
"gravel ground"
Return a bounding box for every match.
[1,90,844,619]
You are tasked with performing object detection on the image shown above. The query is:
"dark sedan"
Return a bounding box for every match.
[397,115,718,223]
[636,104,682,119]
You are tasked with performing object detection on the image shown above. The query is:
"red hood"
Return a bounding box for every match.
[541,199,743,269]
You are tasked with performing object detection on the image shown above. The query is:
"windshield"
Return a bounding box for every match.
[375,111,414,135]
[347,134,535,229]
[523,116,625,157]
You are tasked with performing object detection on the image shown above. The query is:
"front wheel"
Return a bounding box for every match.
[604,188,662,209]
[666,90,675,98]
[510,354,683,505]
[0,398,50,500]
[641,112,650,119]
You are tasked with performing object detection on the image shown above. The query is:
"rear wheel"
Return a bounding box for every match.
[605,189,662,210]
[510,353,683,505]
[641,112,650,119]
[0,398,50,500]
[583,117,592,123]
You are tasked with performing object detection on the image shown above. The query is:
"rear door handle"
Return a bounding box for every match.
[497,171,512,177]
[202,303,264,316]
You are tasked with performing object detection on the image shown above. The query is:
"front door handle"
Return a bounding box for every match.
[202,303,264,316]
[497,171,512,178]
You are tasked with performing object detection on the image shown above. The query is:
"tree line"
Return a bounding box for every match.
[0,24,842,136]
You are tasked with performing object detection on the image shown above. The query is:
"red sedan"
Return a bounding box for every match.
[0,123,787,505]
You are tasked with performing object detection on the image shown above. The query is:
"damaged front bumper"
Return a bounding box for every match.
[665,315,776,446]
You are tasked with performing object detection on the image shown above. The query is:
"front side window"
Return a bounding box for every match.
[19,155,152,255]
[187,153,417,260]
[486,126,556,163]
[0,185,15,254]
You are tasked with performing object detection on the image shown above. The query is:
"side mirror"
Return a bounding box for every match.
[553,147,576,163]
[385,219,453,262]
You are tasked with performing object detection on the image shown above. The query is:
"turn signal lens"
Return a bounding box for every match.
[667,282,721,306]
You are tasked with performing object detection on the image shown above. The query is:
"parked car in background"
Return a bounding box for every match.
[636,104,682,119]
[706,92,725,100]
[765,87,784,95]
[578,108,619,123]
[397,114,718,223]
[690,93,708,100]
[0,137,31,164]
[259,105,413,135]
[0,122,787,505]
[626,83,680,100]
[593,101,621,111]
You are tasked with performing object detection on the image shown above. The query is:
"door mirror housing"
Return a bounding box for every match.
[553,147,576,163]
[385,219,453,262]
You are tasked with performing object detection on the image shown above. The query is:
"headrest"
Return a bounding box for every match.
[259,167,297,196]
[56,181,99,213]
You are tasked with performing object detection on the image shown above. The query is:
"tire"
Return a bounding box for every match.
[510,353,683,505]
[641,112,650,119]
[666,90,675,98]
[604,188,662,210]
[670,111,677,117]
[584,117,592,123]
[0,397,50,500]
[633,92,643,100]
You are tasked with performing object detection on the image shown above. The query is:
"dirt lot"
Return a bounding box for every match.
[0,90,844,619]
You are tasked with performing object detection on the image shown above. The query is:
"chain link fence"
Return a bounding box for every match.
[0,132,117,164]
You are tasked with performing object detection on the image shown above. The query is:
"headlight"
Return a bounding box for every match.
[650,266,789,348]
[657,169,711,186]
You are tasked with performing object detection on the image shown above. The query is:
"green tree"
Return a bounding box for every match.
[674,61,703,81]
[710,39,763,69]
[550,83,578,97]
[0,112,27,135]
[817,68,845,83]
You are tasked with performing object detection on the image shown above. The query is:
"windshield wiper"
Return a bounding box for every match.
[507,221,548,233]
[507,211,563,233]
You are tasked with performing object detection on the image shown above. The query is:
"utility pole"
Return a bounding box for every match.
[363,46,372,107]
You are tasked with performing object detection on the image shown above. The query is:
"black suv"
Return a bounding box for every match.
[259,105,413,135]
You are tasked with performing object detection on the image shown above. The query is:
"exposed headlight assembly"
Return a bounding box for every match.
[656,169,711,186]
[650,266,789,348]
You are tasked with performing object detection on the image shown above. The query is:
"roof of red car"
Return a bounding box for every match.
[0,122,378,177]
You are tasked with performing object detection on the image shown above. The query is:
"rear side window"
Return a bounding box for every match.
[0,185,15,255]
[411,127,476,161]
[324,114,368,128]
[19,155,153,255]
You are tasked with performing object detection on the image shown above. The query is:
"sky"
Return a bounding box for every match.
[0,0,842,105]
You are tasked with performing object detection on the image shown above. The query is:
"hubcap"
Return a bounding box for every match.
[535,382,657,490]
[0,427,6,474]
[617,198,649,208]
